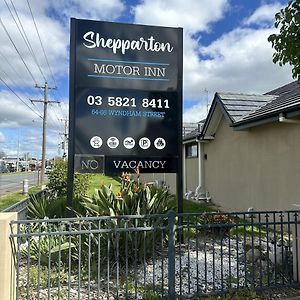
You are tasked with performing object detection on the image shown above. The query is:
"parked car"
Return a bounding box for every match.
[7,163,16,172]
[45,166,52,174]
[0,160,8,173]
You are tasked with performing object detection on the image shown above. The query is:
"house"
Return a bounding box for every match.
[183,81,300,211]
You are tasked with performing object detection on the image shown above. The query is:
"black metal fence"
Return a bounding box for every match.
[10,210,300,299]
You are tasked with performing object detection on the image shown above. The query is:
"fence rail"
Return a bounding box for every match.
[10,210,300,299]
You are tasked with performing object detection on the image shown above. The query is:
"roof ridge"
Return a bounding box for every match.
[217,92,277,122]
[218,91,273,96]
[239,95,277,121]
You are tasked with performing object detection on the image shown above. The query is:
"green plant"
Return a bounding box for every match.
[27,192,67,219]
[79,174,175,216]
[268,0,300,82]
[0,186,41,211]
[74,175,176,266]
[20,223,75,266]
[47,159,90,198]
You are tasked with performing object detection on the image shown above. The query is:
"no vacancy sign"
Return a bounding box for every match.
[69,18,183,174]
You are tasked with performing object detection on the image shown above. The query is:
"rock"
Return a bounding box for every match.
[246,248,261,262]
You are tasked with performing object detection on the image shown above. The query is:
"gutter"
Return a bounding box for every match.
[232,109,300,130]
[182,135,202,144]
[279,113,300,124]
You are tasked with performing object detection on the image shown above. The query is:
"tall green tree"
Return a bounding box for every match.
[268,0,300,82]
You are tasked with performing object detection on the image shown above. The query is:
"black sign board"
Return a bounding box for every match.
[69,18,182,175]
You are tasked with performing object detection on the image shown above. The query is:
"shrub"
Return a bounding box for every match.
[27,192,67,219]
[47,159,90,198]
[75,175,176,265]
[20,222,75,266]
[79,181,175,217]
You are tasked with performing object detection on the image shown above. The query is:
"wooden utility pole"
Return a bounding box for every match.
[31,82,59,185]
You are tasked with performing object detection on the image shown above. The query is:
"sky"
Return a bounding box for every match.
[0,0,293,159]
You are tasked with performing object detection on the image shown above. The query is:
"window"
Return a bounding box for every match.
[186,143,198,158]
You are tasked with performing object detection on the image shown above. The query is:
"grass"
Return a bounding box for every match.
[87,174,217,214]
[0,186,41,211]
[1,173,216,214]
[86,174,121,196]
[85,174,216,213]
[181,198,218,213]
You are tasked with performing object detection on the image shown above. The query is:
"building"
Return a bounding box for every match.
[183,81,300,211]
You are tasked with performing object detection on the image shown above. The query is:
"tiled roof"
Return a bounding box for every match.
[183,128,200,141]
[217,93,276,122]
[236,81,300,124]
[200,81,300,138]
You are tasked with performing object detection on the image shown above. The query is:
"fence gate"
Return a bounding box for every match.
[10,210,300,299]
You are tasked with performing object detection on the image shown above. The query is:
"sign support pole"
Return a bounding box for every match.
[177,28,184,215]
[67,18,76,209]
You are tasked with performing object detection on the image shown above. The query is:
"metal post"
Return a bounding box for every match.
[23,179,28,195]
[40,82,48,185]
[67,18,77,209]
[177,28,183,215]
[168,211,176,299]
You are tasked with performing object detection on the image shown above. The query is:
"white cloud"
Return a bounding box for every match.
[0,2,68,88]
[0,131,5,142]
[0,0,295,157]
[0,89,65,158]
[133,0,228,33]
[49,0,125,22]
[183,102,208,123]
[196,27,293,95]
[132,0,292,104]
[244,3,283,27]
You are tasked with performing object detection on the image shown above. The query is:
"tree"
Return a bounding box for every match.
[268,0,300,82]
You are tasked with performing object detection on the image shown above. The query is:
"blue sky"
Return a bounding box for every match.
[0,0,292,159]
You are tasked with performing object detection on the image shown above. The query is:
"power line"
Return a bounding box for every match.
[0,49,28,88]
[58,102,67,120]
[0,17,37,85]
[0,75,42,118]
[26,0,57,88]
[48,103,64,129]
[4,0,47,82]
[0,49,45,118]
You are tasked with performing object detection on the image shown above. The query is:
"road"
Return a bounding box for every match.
[0,172,40,197]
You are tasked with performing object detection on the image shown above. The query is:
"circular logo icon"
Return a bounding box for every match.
[139,137,151,150]
[107,137,119,149]
[154,137,166,150]
[90,136,102,149]
[123,137,135,149]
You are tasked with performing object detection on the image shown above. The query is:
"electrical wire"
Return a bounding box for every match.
[5,0,47,83]
[0,75,43,118]
[0,17,38,85]
[0,49,30,89]
[0,50,45,118]
[26,0,57,88]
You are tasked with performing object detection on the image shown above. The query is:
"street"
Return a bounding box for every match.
[0,172,40,197]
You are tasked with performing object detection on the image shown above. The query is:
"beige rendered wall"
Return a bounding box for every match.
[203,116,300,212]
[140,173,177,194]
[0,212,17,300]
[185,157,199,192]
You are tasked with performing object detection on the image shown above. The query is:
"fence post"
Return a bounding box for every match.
[0,212,17,300]
[168,210,176,300]
[292,210,300,282]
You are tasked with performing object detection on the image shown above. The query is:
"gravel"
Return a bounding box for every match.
[18,237,300,299]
